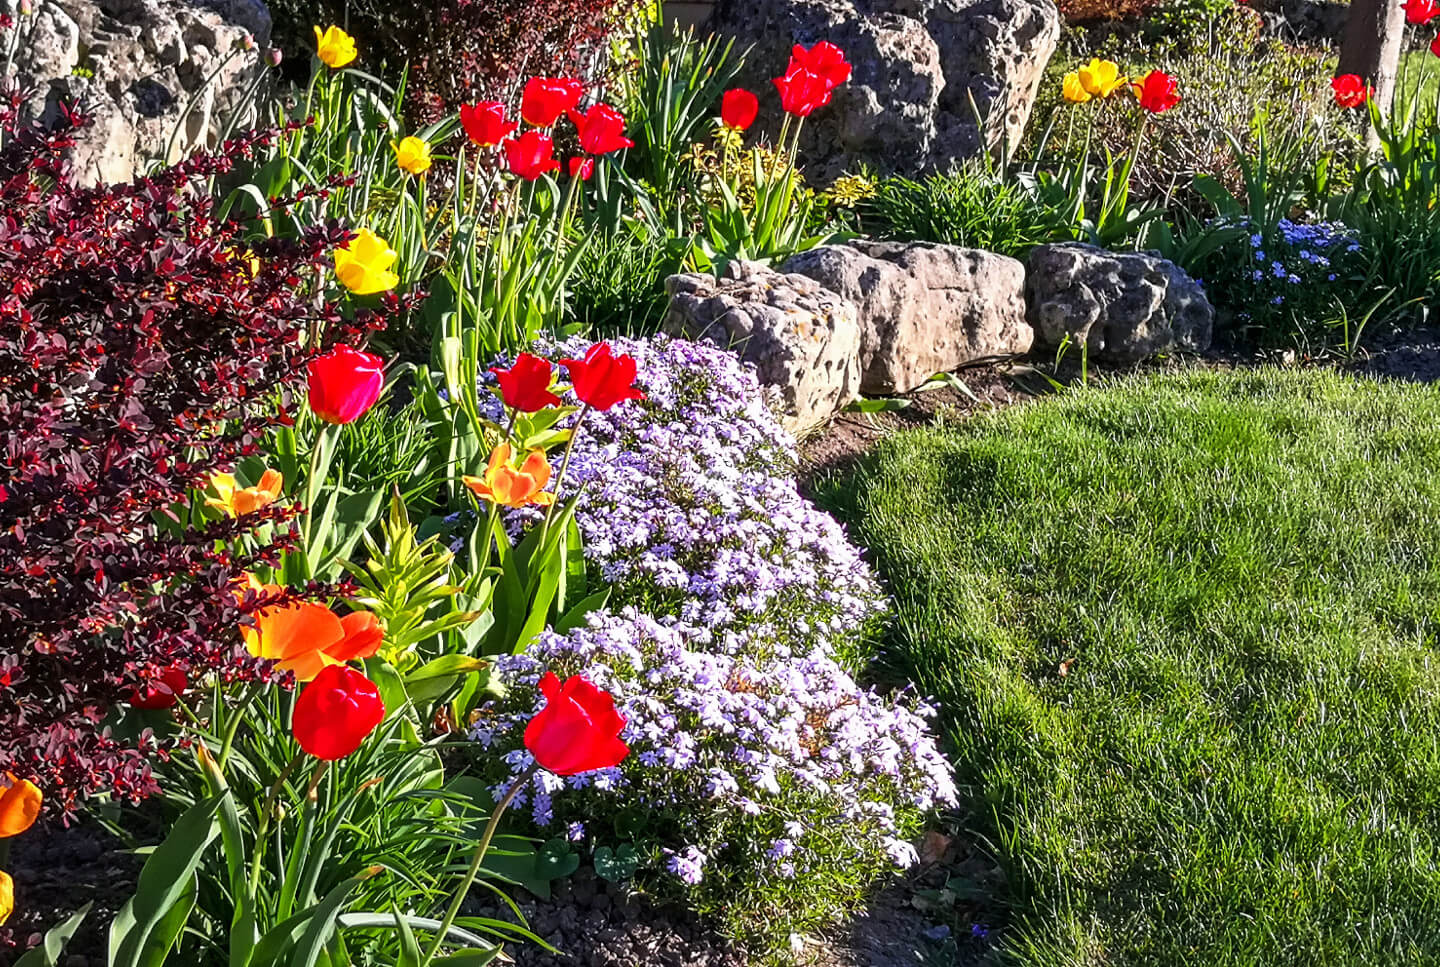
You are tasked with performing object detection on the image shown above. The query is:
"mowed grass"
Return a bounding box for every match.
[818,369,1440,966]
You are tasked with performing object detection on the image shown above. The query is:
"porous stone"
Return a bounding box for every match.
[784,240,1031,394]
[1025,243,1214,363]
[2,0,273,185]
[708,0,1059,179]
[663,261,862,434]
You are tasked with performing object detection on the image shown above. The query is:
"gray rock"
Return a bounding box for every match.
[1025,243,1214,363]
[708,0,1059,179]
[784,241,1031,394]
[663,261,862,434]
[3,0,273,185]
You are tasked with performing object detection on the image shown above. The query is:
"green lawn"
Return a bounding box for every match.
[818,369,1440,966]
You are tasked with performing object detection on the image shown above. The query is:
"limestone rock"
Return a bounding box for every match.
[1025,243,1214,363]
[3,0,273,185]
[784,241,1031,394]
[708,0,1059,179]
[663,261,862,434]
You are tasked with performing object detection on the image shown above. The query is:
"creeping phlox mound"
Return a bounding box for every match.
[470,336,955,926]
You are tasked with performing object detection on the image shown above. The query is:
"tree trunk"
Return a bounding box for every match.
[1337,0,1407,117]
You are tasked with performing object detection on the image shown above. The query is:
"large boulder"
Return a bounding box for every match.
[663,261,862,435]
[783,241,1031,394]
[2,0,272,185]
[1025,243,1214,363]
[708,0,1059,180]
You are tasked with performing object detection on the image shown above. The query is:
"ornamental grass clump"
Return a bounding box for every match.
[469,336,955,943]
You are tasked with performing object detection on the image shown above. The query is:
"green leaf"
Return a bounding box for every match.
[432,949,503,967]
[12,904,91,967]
[391,906,423,967]
[250,866,381,967]
[592,844,638,883]
[554,588,610,635]
[108,794,223,967]
[134,875,197,967]
[845,396,911,413]
[314,489,386,579]
[535,838,580,881]
[407,655,489,682]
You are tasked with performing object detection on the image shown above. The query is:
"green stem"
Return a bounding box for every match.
[250,751,305,894]
[300,422,333,562]
[539,403,589,541]
[423,763,540,963]
[218,684,262,770]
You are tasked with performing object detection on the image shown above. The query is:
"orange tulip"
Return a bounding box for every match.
[238,577,384,681]
[206,468,283,517]
[462,443,556,509]
[0,775,42,838]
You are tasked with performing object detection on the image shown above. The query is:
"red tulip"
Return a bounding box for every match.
[569,156,596,180]
[559,342,645,411]
[503,130,560,181]
[521,76,584,128]
[293,664,385,761]
[787,41,851,89]
[773,67,834,118]
[491,352,561,412]
[308,345,385,425]
[1331,74,1371,108]
[130,665,188,710]
[567,104,635,156]
[721,88,759,131]
[1404,0,1440,24]
[1132,70,1181,114]
[460,101,518,147]
[523,672,629,775]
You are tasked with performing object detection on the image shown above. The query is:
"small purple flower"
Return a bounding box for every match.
[665,846,707,885]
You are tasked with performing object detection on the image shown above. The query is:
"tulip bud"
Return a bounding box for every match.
[265,47,283,67]
[306,344,386,423]
[292,664,385,761]
[523,672,629,775]
[17,0,32,16]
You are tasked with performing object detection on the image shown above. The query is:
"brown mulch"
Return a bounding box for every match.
[799,360,1035,484]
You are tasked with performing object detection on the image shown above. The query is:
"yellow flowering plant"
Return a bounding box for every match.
[1078,58,1127,99]
[334,227,400,295]
[313,24,357,69]
[393,135,433,176]
[205,468,284,517]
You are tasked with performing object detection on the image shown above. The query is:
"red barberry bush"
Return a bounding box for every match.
[0,92,383,816]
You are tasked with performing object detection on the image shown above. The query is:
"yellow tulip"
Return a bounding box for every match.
[1077,58,1126,98]
[462,443,556,509]
[334,228,399,295]
[313,25,357,69]
[393,136,432,176]
[205,468,283,517]
[1062,72,1092,104]
[0,870,11,926]
[0,775,41,838]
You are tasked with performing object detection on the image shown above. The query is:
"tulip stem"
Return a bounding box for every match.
[539,402,589,541]
[423,763,540,962]
[251,750,305,894]
[218,684,262,770]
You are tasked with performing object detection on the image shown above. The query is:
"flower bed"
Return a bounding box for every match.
[469,336,956,941]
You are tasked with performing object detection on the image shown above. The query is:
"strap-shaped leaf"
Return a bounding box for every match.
[108,794,224,967]
[12,903,91,967]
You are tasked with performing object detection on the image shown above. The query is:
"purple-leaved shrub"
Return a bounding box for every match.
[467,336,956,940]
